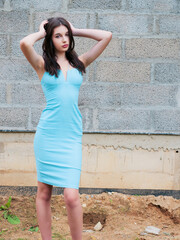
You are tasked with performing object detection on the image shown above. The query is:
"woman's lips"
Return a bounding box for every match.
[62,44,68,48]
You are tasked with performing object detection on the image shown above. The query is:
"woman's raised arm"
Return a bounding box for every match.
[69,23,112,68]
[20,20,47,73]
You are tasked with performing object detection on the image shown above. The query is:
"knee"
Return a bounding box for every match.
[64,192,79,208]
[37,189,52,202]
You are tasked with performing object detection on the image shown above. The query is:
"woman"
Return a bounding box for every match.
[20,17,112,240]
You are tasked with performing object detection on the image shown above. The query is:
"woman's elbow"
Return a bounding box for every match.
[20,39,29,50]
[104,31,112,41]
[108,31,112,39]
[104,31,112,42]
[20,39,25,48]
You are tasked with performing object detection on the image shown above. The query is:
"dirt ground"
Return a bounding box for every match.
[0,192,180,240]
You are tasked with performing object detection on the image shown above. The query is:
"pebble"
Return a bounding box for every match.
[145,226,161,235]
[82,203,87,207]
[85,195,89,200]
[94,221,103,231]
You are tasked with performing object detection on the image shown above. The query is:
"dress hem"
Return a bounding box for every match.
[37,179,79,190]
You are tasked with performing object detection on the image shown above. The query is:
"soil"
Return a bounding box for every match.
[0,192,180,240]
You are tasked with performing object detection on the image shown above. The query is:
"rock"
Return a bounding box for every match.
[82,229,94,233]
[145,226,161,235]
[82,203,87,207]
[94,221,103,231]
[85,195,89,200]
[108,192,112,195]
[91,195,94,198]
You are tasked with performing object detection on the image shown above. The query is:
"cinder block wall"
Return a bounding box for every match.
[0,0,180,191]
[0,0,180,133]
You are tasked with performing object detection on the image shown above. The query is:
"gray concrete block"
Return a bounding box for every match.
[158,16,180,34]
[53,12,88,29]
[10,0,63,10]
[11,83,45,105]
[68,0,122,10]
[154,63,180,84]
[34,12,87,32]
[87,13,97,29]
[0,59,37,82]
[34,39,43,57]
[97,108,151,131]
[152,109,180,133]
[81,108,93,131]
[75,37,121,58]
[126,0,178,13]
[96,61,150,83]
[10,34,43,57]
[122,84,177,107]
[10,34,26,57]
[0,10,29,33]
[0,34,8,56]
[0,107,29,128]
[85,61,96,82]
[31,107,45,127]
[33,12,54,32]
[79,82,122,108]
[0,83,6,103]
[100,37,122,58]
[74,37,97,56]
[0,0,4,8]
[98,14,153,34]
[126,38,179,59]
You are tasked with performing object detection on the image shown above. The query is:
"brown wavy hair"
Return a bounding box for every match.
[42,17,86,77]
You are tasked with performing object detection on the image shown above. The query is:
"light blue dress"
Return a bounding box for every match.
[33,66,83,189]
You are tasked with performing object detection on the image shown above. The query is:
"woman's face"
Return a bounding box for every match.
[52,24,70,53]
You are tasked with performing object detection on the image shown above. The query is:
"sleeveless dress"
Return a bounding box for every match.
[33,65,83,189]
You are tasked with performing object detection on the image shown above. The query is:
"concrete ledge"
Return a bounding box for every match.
[1,132,180,190]
[0,186,179,199]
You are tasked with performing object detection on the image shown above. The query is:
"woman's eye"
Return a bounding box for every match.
[55,35,60,38]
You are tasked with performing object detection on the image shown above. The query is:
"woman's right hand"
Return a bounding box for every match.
[39,20,48,37]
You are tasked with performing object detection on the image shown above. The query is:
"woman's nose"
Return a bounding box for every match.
[62,35,67,42]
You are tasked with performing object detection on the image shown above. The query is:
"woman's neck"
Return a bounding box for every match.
[56,51,67,61]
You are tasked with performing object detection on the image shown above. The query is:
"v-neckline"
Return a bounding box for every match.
[61,62,70,81]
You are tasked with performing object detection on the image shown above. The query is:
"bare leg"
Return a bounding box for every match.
[63,188,83,240]
[36,181,53,240]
